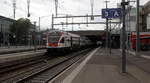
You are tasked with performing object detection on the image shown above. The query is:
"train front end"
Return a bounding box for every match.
[46,30,63,53]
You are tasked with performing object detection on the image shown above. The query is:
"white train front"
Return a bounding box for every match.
[46,30,91,53]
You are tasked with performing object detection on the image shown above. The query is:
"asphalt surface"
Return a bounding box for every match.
[50,47,150,83]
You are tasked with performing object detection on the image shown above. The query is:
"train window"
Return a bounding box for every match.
[60,37,64,43]
[49,31,60,36]
[48,36,60,43]
[48,31,63,43]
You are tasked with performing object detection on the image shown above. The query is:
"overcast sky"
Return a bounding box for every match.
[0,0,149,30]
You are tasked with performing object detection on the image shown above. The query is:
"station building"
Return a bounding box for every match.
[0,16,15,46]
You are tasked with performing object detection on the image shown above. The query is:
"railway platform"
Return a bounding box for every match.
[49,47,150,83]
[0,46,46,54]
[0,49,46,63]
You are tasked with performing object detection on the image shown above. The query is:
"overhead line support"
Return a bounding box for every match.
[54,15,102,18]
[121,0,129,73]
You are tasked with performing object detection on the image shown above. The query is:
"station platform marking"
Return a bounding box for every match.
[61,47,99,83]
[119,49,150,60]
[49,47,100,83]
[141,55,150,59]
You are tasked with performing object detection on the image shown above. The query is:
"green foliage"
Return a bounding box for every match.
[9,18,32,44]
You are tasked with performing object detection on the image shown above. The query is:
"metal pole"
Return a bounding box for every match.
[27,0,30,17]
[33,22,37,51]
[121,0,128,73]
[86,14,89,27]
[39,17,41,31]
[129,6,132,49]
[51,14,54,30]
[104,0,109,56]
[109,20,111,55]
[72,18,74,31]
[126,6,129,51]
[55,0,58,17]
[0,24,2,47]
[61,22,64,30]
[39,17,41,46]
[13,0,16,19]
[1,24,4,46]
[136,0,140,56]
[90,0,94,20]
[66,15,68,28]
[3,25,6,46]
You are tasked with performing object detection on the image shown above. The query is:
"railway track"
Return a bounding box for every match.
[0,55,48,73]
[0,48,94,83]
[0,54,50,82]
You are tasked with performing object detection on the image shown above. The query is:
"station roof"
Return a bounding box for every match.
[0,15,15,22]
[68,30,105,36]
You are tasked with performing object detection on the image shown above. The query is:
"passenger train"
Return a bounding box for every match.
[46,30,92,53]
[131,32,150,50]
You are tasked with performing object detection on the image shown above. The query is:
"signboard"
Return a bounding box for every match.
[102,8,121,18]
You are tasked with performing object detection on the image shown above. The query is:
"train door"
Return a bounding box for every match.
[64,35,70,48]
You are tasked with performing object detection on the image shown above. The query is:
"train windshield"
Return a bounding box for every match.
[48,31,61,43]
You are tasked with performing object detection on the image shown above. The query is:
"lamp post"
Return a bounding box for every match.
[33,21,37,51]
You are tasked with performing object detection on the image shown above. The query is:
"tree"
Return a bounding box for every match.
[9,18,32,45]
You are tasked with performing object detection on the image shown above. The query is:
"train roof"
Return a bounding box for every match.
[131,32,150,35]
[48,29,80,37]
[132,36,150,40]
[65,32,80,37]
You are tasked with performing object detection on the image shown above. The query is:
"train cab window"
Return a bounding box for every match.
[48,31,60,43]
[48,36,60,43]
[60,37,64,43]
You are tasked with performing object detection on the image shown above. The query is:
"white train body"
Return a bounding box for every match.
[46,30,91,53]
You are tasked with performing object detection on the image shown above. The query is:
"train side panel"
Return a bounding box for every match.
[46,30,91,55]
[130,32,150,50]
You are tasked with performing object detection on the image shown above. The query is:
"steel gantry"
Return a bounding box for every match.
[51,14,120,30]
